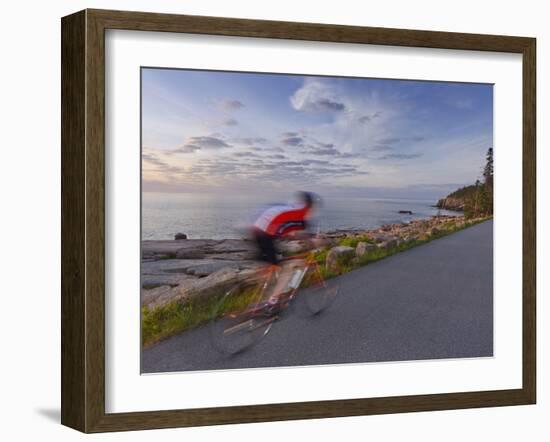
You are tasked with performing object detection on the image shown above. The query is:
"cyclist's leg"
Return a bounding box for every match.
[268,262,291,304]
[268,258,308,305]
[254,231,304,306]
[253,229,278,264]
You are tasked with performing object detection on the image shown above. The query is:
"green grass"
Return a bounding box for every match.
[141,281,265,348]
[142,216,491,347]
[142,296,215,348]
[311,216,491,281]
[337,234,374,248]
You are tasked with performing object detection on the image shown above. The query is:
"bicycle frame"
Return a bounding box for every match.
[260,251,330,307]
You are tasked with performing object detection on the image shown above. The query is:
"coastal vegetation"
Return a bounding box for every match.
[436,147,494,218]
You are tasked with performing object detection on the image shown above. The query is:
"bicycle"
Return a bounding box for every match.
[208,249,340,355]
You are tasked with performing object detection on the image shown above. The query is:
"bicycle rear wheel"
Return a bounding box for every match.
[209,280,277,355]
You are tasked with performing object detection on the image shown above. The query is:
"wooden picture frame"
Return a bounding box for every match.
[61,8,536,433]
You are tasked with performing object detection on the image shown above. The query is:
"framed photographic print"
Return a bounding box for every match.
[61,9,536,433]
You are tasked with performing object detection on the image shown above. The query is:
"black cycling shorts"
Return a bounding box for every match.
[253,230,278,265]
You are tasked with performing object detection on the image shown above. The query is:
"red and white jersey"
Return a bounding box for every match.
[253,204,311,237]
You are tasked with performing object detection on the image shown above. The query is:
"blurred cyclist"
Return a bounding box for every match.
[251,191,321,312]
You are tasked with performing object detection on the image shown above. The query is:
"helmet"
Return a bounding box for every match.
[296,191,323,208]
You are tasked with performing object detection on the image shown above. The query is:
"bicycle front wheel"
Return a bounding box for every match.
[302,266,340,315]
[209,281,276,355]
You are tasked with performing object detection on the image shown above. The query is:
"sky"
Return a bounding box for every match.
[141,68,493,200]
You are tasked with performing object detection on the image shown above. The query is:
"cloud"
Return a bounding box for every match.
[304,139,342,156]
[447,98,474,110]
[176,136,231,153]
[377,137,401,145]
[376,136,424,146]
[309,147,341,156]
[279,134,353,158]
[223,118,239,126]
[233,151,261,158]
[316,141,334,149]
[174,145,200,154]
[142,152,166,168]
[191,159,240,175]
[302,159,330,165]
[281,136,304,147]
[218,99,245,111]
[176,146,371,186]
[378,153,422,160]
[142,152,185,174]
[290,79,346,113]
[315,98,346,111]
[339,152,359,159]
[278,161,308,167]
[370,145,392,152]
[235,137,268,146]
[358,111,382,124]
[265,146,285,153]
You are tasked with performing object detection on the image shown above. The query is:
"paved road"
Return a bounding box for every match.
[142,220,493,373]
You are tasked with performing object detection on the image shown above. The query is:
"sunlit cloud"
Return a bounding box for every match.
[290,79,346,113]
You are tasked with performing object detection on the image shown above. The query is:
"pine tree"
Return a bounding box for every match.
[483,147,494,188]
[483,148,494,215]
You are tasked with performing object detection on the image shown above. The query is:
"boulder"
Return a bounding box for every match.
[368,233,389,244]
[429,227,441,236]
[355,241,377,257]
[178,267,244,303]
[141,285,179,309]
[174,232,188,240]
[378,239,398,251]
[312,237,337,249]
[142,267,245,309]
[279,240,307,255]
[326,246,355,273]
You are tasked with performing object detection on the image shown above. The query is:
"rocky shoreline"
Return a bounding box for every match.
[435,196,465,211]
[141,214,483,311]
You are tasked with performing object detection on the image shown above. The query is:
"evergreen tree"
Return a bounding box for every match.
[483,148,493,215]
[483,147,494,188]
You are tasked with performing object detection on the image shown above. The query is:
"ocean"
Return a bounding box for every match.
[141,192,458,240]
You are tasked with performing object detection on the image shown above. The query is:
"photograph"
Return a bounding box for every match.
[140,67,495,374]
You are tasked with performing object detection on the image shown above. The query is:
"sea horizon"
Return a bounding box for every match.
[141,191,459,240]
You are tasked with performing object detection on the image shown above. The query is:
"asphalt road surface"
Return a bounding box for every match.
[142,220,493,373]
